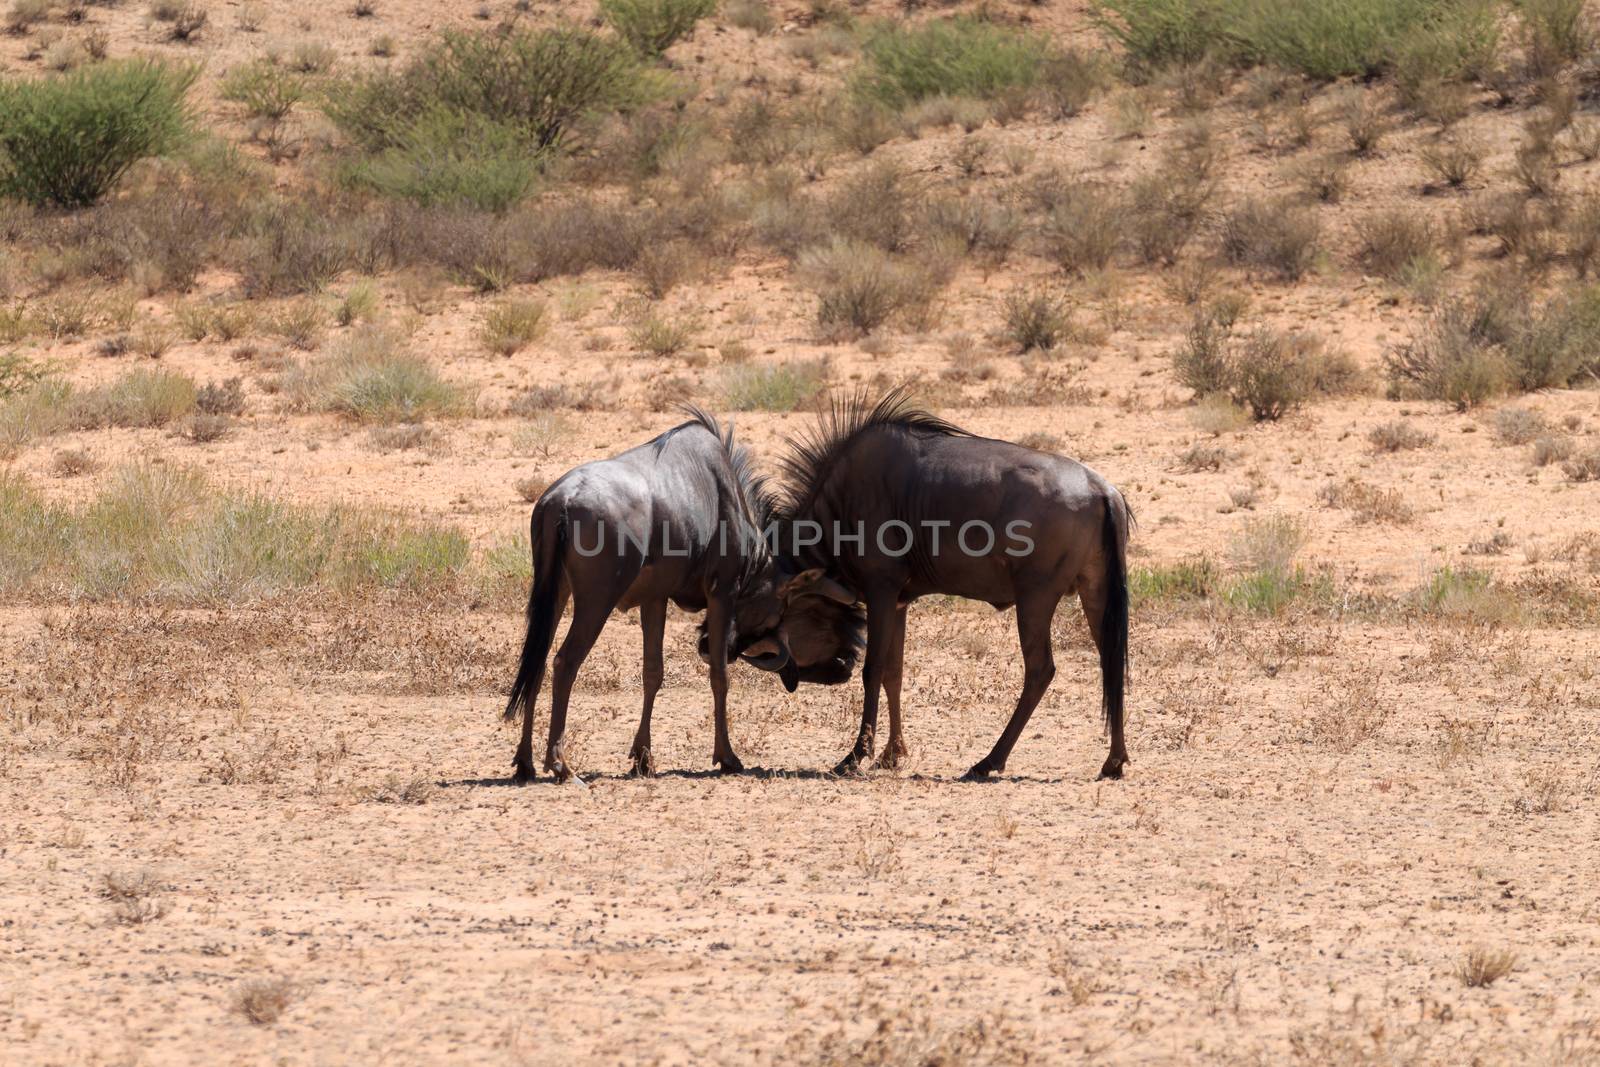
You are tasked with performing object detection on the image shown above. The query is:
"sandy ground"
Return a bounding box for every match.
[3,606,1600,1065]
[5,0,1600,1063]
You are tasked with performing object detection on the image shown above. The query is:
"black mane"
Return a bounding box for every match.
[777,388,969,517]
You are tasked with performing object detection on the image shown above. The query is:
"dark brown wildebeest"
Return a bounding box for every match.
[768,390,1132,781]
[503,410,861,782]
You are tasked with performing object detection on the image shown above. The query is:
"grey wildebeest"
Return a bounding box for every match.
[768,390,1132,781]
[503,410,862,782]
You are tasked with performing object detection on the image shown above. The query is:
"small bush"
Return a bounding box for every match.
[220,59,305,121]
[1564,446,1600,482]
[195,377,246,416]
[1041,182,1125,274]
[599,0,715,58]
[233,978,297,1026]
[1493,406,1547,445]
[175,412,233,443]
[1356,210,1439,280]
[855,17,1049,108]
[1220,197,1320,281]
[1002,288,1073,353]
[1037,49,1108,118]
[1171,309,1235,397]
[1128,159,1213,265]
[237,203,351,296]
[721,359,828,412]
[1384,299,1511,409]
[337,108,541,212]
[1318,477,1414,524]
[0,60,197,208]
[1531,433,1573,466]
[1456,947,1517,988]
[1368,419,1433,452]
[1230,329,1321,421]
[1419,137,1482,189]
[627,308,697,358]
[800,238,941,339]
[477,298,546,356]
[286,324,470,423]
[69,369,197,430]
[1131,557,1222,603]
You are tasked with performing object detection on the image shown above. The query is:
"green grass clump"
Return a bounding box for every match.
[476,298,548,356]
[1131,556,1221,604]
[721,359,829,412]
[1093,0,1498,82]
[856,17,1050,108]
[69,369,197,430]
[600,0,716,58]
[0,59,197,208]
[290,324,472,423]
[0,463,480,603]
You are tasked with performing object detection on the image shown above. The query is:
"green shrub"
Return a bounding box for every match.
[1092,0,1229,75]
[0,471,67,594]
[856,17,1050,108]
[338,107,541,212]
[1131,556,1221,604]
[721,359,829,412]
[219,59,305,121]
[0,59,197,207]
[323,26,654,155]
[600,0,716,58]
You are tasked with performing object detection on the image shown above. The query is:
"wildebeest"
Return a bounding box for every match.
[766,390,1132,780]
[503,410,861,782]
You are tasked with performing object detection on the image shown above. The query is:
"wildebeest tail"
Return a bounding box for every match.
[503,508,565,723]
[1099,492,1130,731]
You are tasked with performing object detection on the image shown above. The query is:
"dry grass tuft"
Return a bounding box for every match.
[1367,419,1434,453]
[1318,478,1414,524]
[1456,947,1517,988]
[233,977,297,1025]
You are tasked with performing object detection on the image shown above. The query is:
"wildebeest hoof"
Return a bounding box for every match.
[832,753,870,777]
[876,744,906,771]
[512,761,536,784]
[628,751,655,778]
[962,761,999,781]
[713,753,744,775]
[1097,757,1126,781]
[547,760,572,784]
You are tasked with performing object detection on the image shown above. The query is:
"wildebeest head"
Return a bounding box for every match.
[698,567,865,690]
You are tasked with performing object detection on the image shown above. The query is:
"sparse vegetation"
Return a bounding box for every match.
[600,0,715,58]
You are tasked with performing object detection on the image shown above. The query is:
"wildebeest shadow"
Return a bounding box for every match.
[440,767,1074,788]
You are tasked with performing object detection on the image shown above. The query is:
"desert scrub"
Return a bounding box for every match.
[854,16,1050,109]
[0,463,478,602]
[1094,0,1498,81]
[219,58,305,122]
[323,26,656,179]
[721,359,828,412]
[1002,288,1075,352]
[0,59,197,207]
[476,298,547,356]
[600,0,715,58]
[1220,197,1320,282]
[68,368,198,430]
[283,324,471,423]
[800,238,944,339]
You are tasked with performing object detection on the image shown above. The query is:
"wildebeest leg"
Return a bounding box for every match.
[1081,580,1130,780]
[513,579,569,783]
[705,590,743,774]
[876,604,910,770]
[545,596,612,783]
[965,592,1059,780]
[628,599,666,778]
[835,589,898,776]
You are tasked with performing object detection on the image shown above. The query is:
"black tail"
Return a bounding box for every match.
[503,509,565,724]
[1099,494,1130,732]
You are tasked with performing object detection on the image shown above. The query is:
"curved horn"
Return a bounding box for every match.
[739,636,784,659]
[742,649,790,672]
[807,575,857,605]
